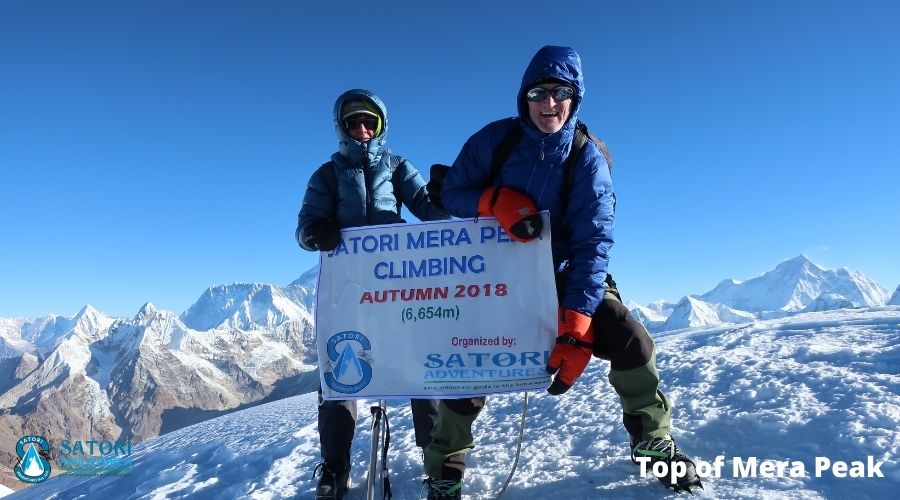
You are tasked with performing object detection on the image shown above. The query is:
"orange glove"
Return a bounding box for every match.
[478,187,543,242]
[546,308,594,395]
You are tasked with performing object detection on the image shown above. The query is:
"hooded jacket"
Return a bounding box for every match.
[296,89,448,250]
[441,46,615,316]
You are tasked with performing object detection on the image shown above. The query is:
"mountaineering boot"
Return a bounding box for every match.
[313,462,350,499]
[424,477,463,500]
[631,436,703,493]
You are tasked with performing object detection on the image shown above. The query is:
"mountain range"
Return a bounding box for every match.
[0,254,895,491]
[0,285,319,489]
[626,254,890,332]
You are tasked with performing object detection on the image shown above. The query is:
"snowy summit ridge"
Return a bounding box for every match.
[632,255,890,332]
[179,282,314,331]
[700,254,886,312]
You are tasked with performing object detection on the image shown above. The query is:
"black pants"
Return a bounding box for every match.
[318,391,439,472]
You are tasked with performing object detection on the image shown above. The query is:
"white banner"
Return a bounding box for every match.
[315,214,557,400]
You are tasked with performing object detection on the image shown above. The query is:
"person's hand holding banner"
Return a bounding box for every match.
[477,187,543,242]
[304,218,341,251]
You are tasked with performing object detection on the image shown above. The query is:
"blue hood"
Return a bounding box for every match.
[516,46,584,130]
[332,89,388,165]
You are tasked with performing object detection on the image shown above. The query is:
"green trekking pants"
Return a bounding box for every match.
[596,290,672,441]
[424,285,673,478]
[423,397,485,480]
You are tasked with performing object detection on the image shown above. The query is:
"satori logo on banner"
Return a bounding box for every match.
[323,330,374,394]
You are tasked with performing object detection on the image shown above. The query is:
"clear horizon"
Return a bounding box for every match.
[2,0,899,318]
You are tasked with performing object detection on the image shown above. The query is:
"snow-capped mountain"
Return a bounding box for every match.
[0,353,38,397]
[889,285,900,305]
[9,307,899,499]
[289,263,321,291]
[180,283,314,331]
[700,254,887,312]
[802,292,856,313]
[629,255,889,332]
[661,295,757,331]
[289,264,320,312]
[0,319,30,359]
[624,301,668,332]
[646,299,676,316]
[0,305,114,358]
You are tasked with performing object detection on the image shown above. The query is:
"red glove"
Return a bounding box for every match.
[546,308,594,395]
[478,187,543,242]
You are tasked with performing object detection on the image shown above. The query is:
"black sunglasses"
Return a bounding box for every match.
[344,115,379,131]
[526,86,575,102]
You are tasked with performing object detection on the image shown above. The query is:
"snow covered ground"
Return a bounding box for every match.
[6,307,899,499]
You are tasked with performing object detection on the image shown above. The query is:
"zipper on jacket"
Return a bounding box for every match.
[363,164,373,224]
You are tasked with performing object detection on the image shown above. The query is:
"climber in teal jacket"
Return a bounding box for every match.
[295,88,448,500]
[296,89,446,252]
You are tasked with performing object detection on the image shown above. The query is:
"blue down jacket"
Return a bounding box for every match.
[441,46,615,316]
[296,89,447,250]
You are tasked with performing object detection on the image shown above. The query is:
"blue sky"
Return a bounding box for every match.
[2,0,898,318]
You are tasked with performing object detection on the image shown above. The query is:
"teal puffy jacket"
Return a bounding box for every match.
[296,89,448,251]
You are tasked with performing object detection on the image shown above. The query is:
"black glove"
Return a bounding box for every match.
[547,377,571,396]
[427,164,450,212]
[304,218,341,251]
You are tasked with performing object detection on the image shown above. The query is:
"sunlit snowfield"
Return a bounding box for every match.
[10,307,899,500]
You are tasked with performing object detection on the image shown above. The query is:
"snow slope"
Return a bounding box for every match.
[889,286,900,305]
[9,307,899,499]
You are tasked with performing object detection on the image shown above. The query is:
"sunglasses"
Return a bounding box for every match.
[344,115,379,131]
[526,86,575,102]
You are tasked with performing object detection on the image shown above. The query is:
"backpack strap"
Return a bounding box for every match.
[558,121,589,216]
[481,119,612,236]
[488,119,589,212]
[488,118,523,184]
[581,121,613,170]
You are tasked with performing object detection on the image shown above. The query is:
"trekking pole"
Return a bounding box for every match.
[367,400,391,500]
[366,401,382,500]
[495,392,529,499]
